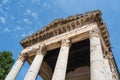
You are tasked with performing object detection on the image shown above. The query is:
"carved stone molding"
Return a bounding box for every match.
[104,50,112,59]
[21,10,111,48]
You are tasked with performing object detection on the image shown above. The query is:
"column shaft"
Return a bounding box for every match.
[5,59,24,80]
[104,59,112,80]
[24,54,44,80]
[90,36,106,80]
[52,39,70,80]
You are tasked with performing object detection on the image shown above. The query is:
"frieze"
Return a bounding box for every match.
[20,10,110,49]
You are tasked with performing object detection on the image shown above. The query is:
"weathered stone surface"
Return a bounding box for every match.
[20,10,110,48]
[5,58,24,80]
[24,54,44,80]
[24,44,47,80]
[52,39,71,80]
[90,33,106,80]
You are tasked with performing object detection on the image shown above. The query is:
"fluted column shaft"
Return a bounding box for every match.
[24,45,46,80]
[52,39,71,80]
[89,29,106,80]
[5,55,25,80]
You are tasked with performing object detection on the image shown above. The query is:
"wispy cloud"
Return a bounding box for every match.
[9,15,15,20]
[0,16,6,24]
[21,29,34,38]
[31,0,40,4]
[13,26,23,31]
[21,33,27,38]
[31,12,38,18]
[2,0,10,5]
[24,9,32,15]
[3,27,11,32]
[24,9,38,19]
[43,2,47,8]
[43,2,50,9]
[17,2,23,8]
[23,18,32,24]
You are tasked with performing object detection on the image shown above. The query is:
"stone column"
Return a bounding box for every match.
[52,39,71,80]
[89,28,106,80]
[104,59,112,80]
[5,54,26,80]
[24,45,46,80]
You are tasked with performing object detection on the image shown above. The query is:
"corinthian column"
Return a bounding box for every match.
[89,28,106,80]
[24,44,46,80]
[5,54,26,80]
[52,39,71,80]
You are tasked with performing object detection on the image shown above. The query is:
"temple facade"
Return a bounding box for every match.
[5,10,119,80]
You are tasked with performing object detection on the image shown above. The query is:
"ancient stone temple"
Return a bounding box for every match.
[5,10,120,80]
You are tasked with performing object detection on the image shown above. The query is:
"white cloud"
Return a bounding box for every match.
[27,9,31,14]
[28,30,34,35]
[0,16,6,24]
[23,18,32,24]
[31,12,38,18]
[14,26,22,31]
[21,32,31,38]
[17,2,23,8]
[2,0,10,5]
[25,9,38,19]
[43,2,50,9]
[21,33,27,38]
[3,27,11,32]
[43,2,47,8]
[10,15,15,20]
[24,9,32,15]
[32,0,40,3]
[20,29,34,38]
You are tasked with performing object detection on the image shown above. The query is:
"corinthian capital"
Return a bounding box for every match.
[89,28,100,38]
[36,43,46,55]
[18,53,27,62]
[61,38,71,47]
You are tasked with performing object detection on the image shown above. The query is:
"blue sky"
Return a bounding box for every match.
[0,0,120,80]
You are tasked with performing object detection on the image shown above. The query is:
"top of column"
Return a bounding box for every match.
[89,28,100,38]
[36,43,47,55]
[18,53,27,62]
[61,38,71,47]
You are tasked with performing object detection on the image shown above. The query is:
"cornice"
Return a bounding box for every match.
[20,10,110,49]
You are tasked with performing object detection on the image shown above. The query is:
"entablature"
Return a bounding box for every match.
[20,10,110,49]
